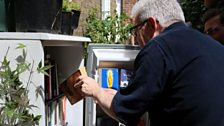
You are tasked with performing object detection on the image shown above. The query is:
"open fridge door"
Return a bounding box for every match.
[85,44,140,126]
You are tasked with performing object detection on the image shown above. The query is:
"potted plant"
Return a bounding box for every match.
[61,0,81,35]
[0,43,50,126]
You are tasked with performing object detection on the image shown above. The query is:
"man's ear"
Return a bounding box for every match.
[147,17,163,34]
[147,17,159,30]
[147,17,162,38]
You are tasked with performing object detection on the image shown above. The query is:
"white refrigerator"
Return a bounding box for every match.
[85,44,140,126]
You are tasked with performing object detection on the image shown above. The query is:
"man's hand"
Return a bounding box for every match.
[74,76,101,97]
[74,75,118,121]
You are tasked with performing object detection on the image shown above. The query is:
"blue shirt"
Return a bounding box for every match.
[112,22,224,126]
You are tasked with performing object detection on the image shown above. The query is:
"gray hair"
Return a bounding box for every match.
[131,0,185,27]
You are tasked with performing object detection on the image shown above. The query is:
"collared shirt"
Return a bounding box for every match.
[112,22,224,126]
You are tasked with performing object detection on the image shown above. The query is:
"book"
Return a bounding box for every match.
[45,54,52,100]
[59,67,87,105]
[51,60,59,98]
[120,69,133,89]
[98,68,119,90]
[44,54,59,100]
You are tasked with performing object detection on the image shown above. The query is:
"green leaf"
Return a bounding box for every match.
[2,56,10,67]
[35,86,44,101]
[22,49,27,61]
[6,110,14,118]
[37,65,52,75]
[16,43,26,49]
[33,115,41,122]
[38,61,42,69]
[16,55,25,63]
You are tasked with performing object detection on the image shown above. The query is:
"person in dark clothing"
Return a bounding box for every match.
[204,0,224,9]
[75,0,224,126]
[203,9,224,44]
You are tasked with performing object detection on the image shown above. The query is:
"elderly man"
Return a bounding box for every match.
[75,0,224,126]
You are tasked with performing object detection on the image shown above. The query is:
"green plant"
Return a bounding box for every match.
[62,0,80,12]
[180,0,206,31]
[84,8,132,44]
[0,43,51,126]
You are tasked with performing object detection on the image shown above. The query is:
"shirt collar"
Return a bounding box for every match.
[163,22,188,32]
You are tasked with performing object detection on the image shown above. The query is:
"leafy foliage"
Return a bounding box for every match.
[84,8,132,44]
[180,0,206,31]
[62,0,80,12]
[0,43,50,126]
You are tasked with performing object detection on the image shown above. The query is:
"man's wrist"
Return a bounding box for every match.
[92,85,103,100]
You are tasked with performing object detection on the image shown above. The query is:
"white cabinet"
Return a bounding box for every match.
[0,32,91,126]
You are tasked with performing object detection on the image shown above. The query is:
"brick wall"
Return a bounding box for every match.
[111,0,116,15]
[122,0,138,17]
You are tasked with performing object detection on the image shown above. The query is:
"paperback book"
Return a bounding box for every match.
[59,67,87,105]
[98,68,119,90]
[120,68,133,89]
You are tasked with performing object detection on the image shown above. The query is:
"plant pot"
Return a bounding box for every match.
[0,0,7,31]
[0,0,15,32]
[61,10,80,35]
[61,11,72,35]
[13,0,62,33]
[71,10,80,29]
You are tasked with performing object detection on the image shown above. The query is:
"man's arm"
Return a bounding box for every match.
[95,88,118,121]
[74,76,119,121]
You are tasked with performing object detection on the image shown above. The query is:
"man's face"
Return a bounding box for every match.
[204,15,224,44]
[130,17,155,48]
